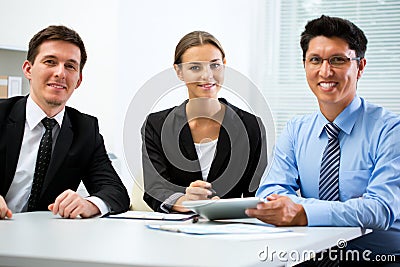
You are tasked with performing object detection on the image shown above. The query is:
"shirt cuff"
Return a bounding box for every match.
[160,193,185,213]
[302,202,332,226]
[86,196,110,217]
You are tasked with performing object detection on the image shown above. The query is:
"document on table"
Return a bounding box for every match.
[105,210,198,221]
[147,223,291,235]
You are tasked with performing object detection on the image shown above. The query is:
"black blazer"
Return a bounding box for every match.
[142,98,268,212]
[0,96,129,214]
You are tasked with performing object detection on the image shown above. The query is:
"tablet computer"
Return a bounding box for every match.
[182,197,263,220]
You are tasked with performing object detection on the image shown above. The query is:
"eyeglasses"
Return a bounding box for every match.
[304,56,360,69]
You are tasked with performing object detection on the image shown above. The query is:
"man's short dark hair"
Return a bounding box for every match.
[27,25,87,72]
[300,15,368,60]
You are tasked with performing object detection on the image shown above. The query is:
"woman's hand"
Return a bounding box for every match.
[173,180,218,212]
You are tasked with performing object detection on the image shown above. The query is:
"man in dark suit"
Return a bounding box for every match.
[0,25,129,219]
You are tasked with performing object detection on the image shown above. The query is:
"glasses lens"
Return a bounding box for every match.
[329,56,348,66]
[305,56,354,69]
[307,56,322,65]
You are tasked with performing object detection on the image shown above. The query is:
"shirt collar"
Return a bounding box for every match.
[26,96,65,130]
[317,95,362,137]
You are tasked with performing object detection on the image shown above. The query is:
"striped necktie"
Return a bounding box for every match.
[319,123,341,201]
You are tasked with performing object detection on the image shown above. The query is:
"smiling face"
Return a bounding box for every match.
[23,40,82,116]
[175,44,225,99]
[304,36,366,119]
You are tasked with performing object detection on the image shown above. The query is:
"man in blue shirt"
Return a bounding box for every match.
[246,15,400,260]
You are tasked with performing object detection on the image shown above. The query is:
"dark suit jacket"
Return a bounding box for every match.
[0,96,129,214]
[142,98,268,212]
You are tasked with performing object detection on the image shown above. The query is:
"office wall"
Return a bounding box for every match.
[0,0,265,195]
[0,49,29,94]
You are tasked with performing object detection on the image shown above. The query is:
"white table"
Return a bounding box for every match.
[0,212,368,267]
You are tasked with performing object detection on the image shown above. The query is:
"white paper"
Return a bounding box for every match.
[106,210,197,221]
[147,223,291,235]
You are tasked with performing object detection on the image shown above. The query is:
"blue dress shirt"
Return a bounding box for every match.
[257,96,400,255]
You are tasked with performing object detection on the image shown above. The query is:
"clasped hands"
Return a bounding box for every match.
[0,189,100,219]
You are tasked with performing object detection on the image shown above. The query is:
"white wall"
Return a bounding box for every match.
[0,0,266,196]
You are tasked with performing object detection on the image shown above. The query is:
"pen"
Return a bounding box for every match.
[208,187,217,198]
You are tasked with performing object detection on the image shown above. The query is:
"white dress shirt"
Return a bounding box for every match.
[5,96,108,215]
[194,139,218,181]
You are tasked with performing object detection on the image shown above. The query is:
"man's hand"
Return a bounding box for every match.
[246,194,308,226]
[48,189,100,219]
[0,195,12,219]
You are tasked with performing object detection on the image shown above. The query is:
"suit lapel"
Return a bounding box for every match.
[207,103,240,182]
[167,100,244,183]
[179,123,198,161]
[168,101,196,162]
[3,98,27,194]
[41,111,73,196]
[170,101,202,179]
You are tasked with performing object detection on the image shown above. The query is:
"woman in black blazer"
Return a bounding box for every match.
[141,31,267,212]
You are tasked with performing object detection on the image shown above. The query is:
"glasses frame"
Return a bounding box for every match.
[303,56,361,68]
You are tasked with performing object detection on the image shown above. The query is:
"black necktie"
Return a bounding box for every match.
[27,118,57,211]
[319,123,341,201]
